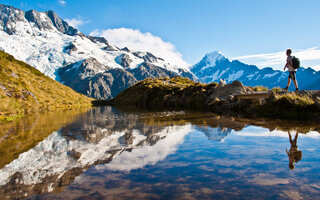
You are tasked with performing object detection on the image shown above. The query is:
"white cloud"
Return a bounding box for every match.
[58,0,67,6]
[233,47,320,71]
[90,28,189,68]
[64,17,89,29]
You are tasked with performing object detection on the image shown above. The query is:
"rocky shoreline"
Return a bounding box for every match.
[94,77,320,121]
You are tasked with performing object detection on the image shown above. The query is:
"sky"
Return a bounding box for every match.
[2,0,320,70]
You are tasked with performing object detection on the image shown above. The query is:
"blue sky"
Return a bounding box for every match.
[2,0,320,70]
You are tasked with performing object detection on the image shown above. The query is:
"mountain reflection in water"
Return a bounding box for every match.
[0,106,320,200]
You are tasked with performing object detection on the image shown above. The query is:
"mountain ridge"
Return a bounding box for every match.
[0,4,195,99]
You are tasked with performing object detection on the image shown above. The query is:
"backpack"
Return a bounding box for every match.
[292,56,300,69]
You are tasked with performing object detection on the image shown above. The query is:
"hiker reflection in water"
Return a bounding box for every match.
[286,131,302,170]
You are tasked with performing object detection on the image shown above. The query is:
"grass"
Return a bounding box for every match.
[108,76,213,110]
[253,86,269,92]
[256,92,320,120]
[0,114,24,122]
[252,86,283,93]
[271,87,282,92]
[0,51,93,120]
[273,93,315,108]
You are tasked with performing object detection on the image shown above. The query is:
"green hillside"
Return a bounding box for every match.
[0,51,93,120]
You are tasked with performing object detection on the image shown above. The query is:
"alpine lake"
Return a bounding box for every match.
[1,106,320,200]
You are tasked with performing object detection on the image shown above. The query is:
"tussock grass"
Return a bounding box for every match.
[253,86,268,92]
[0,51,93,120]
[271,87,282,92]
[109,76,217,110]
[274,93,315,108]
[257,92,320,120]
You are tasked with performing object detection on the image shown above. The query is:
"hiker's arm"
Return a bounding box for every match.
[284,58,289,71]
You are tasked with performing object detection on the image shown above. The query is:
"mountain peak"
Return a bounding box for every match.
[0,4,78,36]
[203,51,225,63]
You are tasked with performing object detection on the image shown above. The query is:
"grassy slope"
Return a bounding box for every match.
[106,76,218,109]
[0,51,93,120]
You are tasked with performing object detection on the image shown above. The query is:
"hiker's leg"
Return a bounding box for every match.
[292,72,298,90]
[293,79,299,89]
[286,78,291,88]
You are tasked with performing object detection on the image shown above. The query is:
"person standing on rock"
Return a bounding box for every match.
[283,49,299,91]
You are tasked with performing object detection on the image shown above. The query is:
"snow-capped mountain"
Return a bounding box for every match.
[191,51,320,90]
[0,4,195,99]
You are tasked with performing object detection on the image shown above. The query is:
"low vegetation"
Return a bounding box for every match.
[271,87,282,93]
[253,86,268,92]
[0,51,93,121]
[257,92,320,119]
[105,76,218,110]
[105,77,320,121]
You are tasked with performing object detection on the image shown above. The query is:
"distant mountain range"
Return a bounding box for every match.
[0,4,195,99]
[191,51,320,90]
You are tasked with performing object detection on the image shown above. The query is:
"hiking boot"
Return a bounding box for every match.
[283,87,288,91]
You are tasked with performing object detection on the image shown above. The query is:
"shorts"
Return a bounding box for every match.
[288,71,296,80]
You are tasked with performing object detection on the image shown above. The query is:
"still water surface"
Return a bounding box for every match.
[0,106,320,200]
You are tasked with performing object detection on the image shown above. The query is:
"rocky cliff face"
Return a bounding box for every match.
[57,56,192,99]
[0,4,195,100]
[0,4,77,36]
[58,58,138,99]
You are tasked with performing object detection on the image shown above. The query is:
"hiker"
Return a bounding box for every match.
[283,49,299,91]
[286,131,302,170]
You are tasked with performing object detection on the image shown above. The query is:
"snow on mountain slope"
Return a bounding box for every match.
[0,4,195,99]
[191,51,227,73]
[191,51,320,90]
[201,51,226,68]
[0,30,120,79]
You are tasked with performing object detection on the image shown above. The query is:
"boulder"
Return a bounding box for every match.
[209,80,247,100]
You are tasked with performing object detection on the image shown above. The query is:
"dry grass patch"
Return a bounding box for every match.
[0,51,93,120]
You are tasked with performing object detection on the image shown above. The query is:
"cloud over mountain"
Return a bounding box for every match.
[90,28,189,68]
[58,0,67,7]
[64,16,89,29]
[233,47,320,71]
